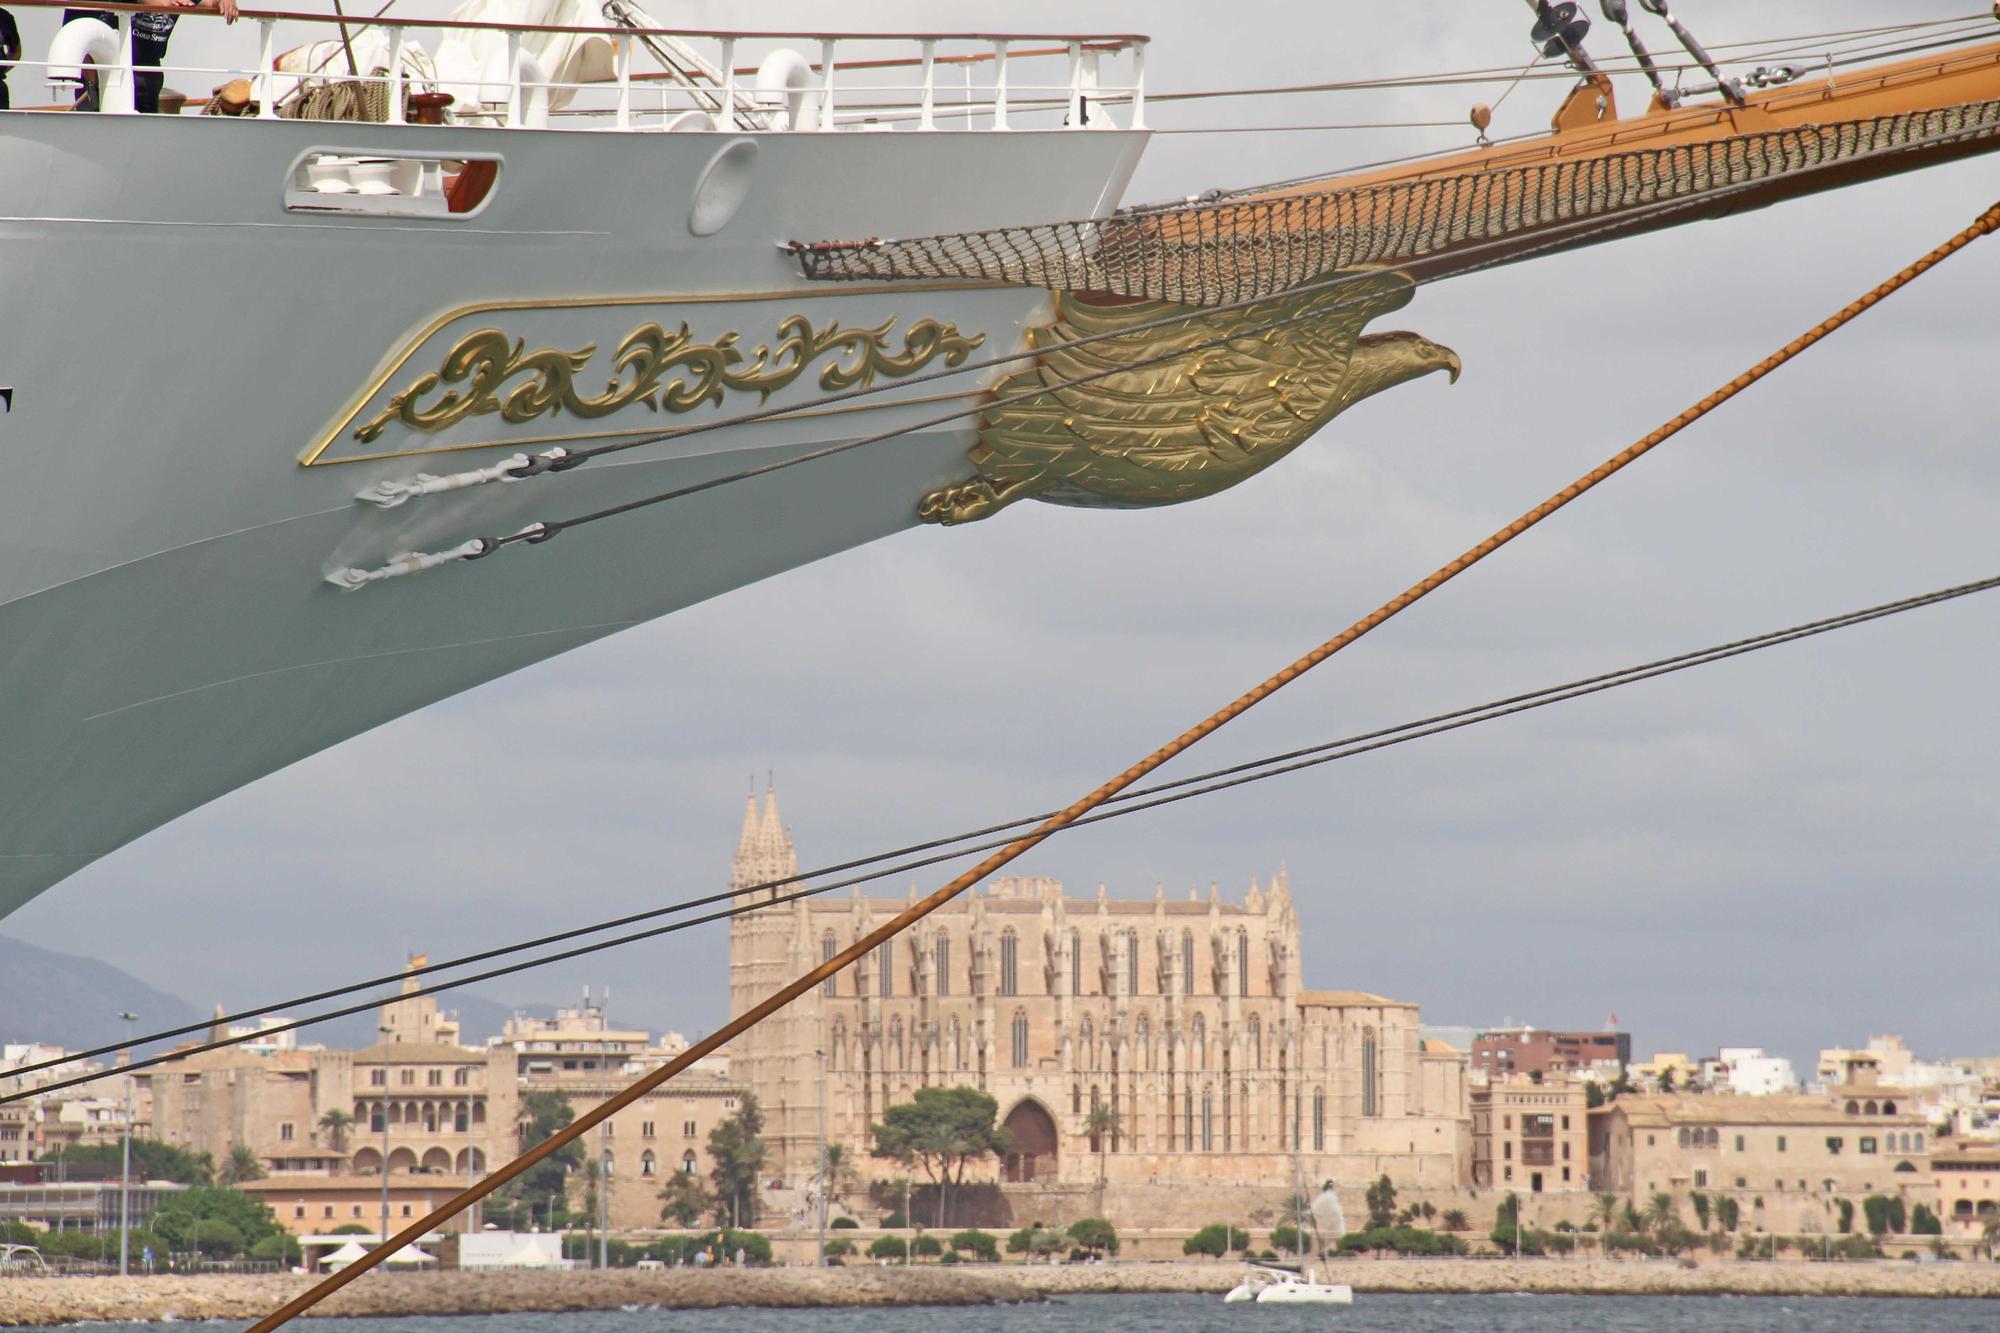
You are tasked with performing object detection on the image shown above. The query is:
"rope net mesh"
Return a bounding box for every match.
[791,98,2000,305]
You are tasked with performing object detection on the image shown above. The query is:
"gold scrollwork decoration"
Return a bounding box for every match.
[353,315,985,444]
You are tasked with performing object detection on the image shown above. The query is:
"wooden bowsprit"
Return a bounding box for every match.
[244,199,2000,1330]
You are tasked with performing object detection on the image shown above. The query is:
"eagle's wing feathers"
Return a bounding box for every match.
[980,270,1415,480]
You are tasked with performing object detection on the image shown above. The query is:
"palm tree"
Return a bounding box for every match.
[1981,1214,2000,1263]
[1646,1191,1679,1234]
[219,1143,265,1185]
[1439,1209,1468,1233]
[1084,1103,1123,1216]
[1593,1194,1621,1235]
[318,1108,354,1154]
[813,1142,858,1216]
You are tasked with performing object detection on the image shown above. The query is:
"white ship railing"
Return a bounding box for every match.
[5,0,1147,132]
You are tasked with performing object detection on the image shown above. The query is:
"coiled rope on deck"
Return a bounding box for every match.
[243,196,2000,1331]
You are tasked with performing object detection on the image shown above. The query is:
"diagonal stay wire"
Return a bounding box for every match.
[471,112,2000,553]
[11,570,1995,1102]
[39,125,2000,1077]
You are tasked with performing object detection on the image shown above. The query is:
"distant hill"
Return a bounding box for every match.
[0,936,541,1057]
[0,935,202,1053]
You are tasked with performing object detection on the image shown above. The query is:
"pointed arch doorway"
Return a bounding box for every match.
[1002,1099,1058,1182]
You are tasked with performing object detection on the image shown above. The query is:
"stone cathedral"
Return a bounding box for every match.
[727,789,1469,1213]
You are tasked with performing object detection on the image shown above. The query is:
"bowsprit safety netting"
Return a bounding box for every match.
[787,97,2000,306]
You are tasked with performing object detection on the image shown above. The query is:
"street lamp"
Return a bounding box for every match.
[815,1049,827,1269]
[117,1011,136,1278]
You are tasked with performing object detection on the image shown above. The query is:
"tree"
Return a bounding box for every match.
[1645,1192,1679,1233]
[813,1142,858,1215]
[503,1091,584,1226]
[1585,1082,1606,1110]
[1980,1215,2000,1261]
[1912,1204,1943,1236]
[1084,1102,1122,1214]
[317,1109,354,1154]
[1440,1209,1469,1233]
[1271,1223,1306,1255]
[250,1233,302,1265]
[189,1218,246,1258]
[824,1237,856,1260]
[868,1086,1009,1230]
[1689,1192,1711,1231]
[41,1139,212,1186]
[708,1092,767,1229]
[1068,1218,1119,1257]
[1862,1195,1893,1236]
[1715,1197,1740,1233]
[150,1187,284,1254]
[1183,1223,1249,1257]
[1365,1174,1398,1230]
[949,1228,1000,1262]
[1836,1198,1854,1234]
[219,1144,265,1186]
[1592,1194,1620,1235]
[658,1169,713,1227]
[868,1234,909,1261]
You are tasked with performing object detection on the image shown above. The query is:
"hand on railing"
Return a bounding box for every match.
[152,0,238,24]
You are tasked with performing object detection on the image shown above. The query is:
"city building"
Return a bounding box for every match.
[726,788,1471,1223]
[1470,1076,1589,1192]
[144,958,518,1226]
[1589,1093,1935,1233]
[1628,1052,1694,1090]
[1469,1028,1629,1083]
[1699,1048,1798,1097]
[530,1068,743,1230]
[0,1178,185,1232]
[1930,1141,2000,1237]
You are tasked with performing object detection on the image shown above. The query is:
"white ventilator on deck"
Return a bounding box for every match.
[46,18,133,112]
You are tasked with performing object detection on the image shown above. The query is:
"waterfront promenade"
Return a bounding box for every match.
[6,1258,2000,1324]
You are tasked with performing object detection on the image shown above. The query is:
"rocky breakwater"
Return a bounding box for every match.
[0,1265,1045,1326]
[1006,1256,2000,1299]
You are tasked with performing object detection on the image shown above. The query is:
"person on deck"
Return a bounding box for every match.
[64,0,237,114]
[0,7,22,111]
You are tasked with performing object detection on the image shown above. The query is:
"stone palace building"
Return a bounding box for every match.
[727,790,1468,1217]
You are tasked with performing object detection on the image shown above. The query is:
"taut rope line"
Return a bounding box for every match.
[245,199,2000,1331]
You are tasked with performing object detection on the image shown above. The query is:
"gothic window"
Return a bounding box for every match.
[1248,1015,1262,1069]
[1679,1128,1691,1148]
[1011,1011,1029,1068]
[1192,1014,1207,1070]
[681,1151,697,1174]
[1125,930,1139,995]
[1237,931,1249,996]
[641,1151,656,1177]
[1070,928,1081,995]
[999,930,1019,997]
[1181,930,1195,995]
[1072,1083,1082,1115]
[1184,1090,1194,1149]
[1361,1028,1379,1117]
[1136,1015,1151,1071]
[1201,1087,1214,1151]
[935,933,950,996]
[878,942,894,997]
[1313,1087,1326,1151]
[821,932,837,996]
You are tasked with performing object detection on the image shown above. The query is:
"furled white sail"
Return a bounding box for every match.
[433,0,616,115]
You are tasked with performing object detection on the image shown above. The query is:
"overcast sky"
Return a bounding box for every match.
[6,1,1997,1075]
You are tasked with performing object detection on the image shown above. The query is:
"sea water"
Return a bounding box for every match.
[12,1292,2000,1332]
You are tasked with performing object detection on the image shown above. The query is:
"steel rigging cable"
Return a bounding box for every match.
[339,111,2000,587]
[243,197,2000,1330]
[12,568,1998,1104]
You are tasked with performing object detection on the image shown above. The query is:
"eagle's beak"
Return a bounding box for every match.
[1444,349,1462,384]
